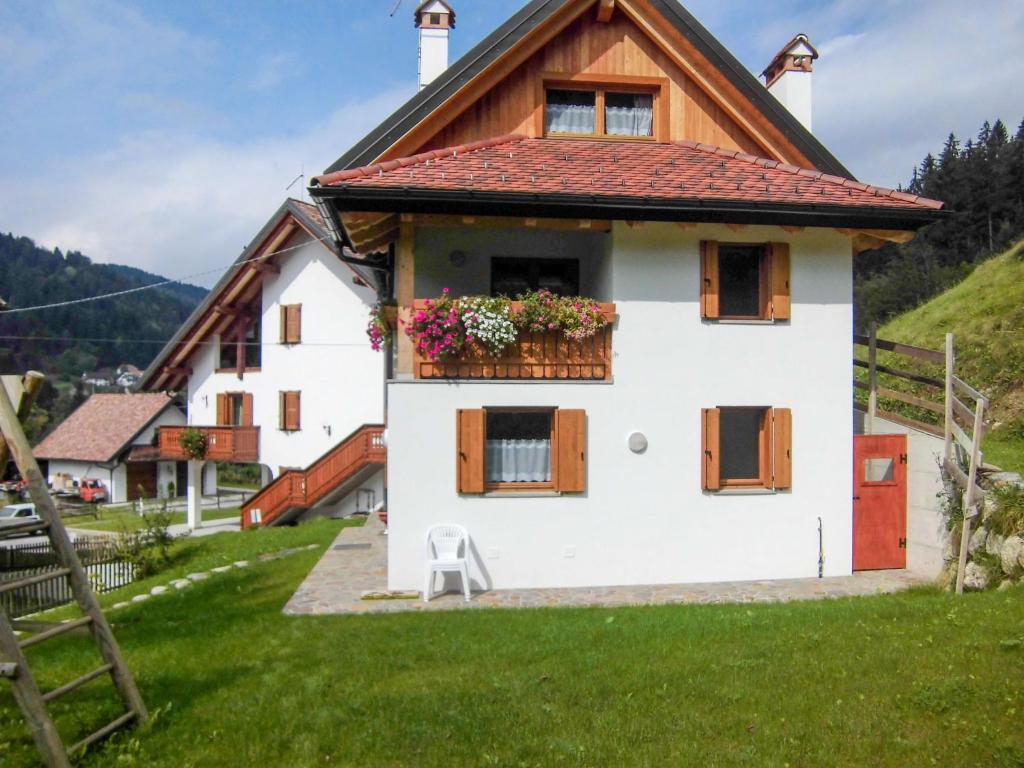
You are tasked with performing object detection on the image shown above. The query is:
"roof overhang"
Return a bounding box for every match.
[311,185,945,232]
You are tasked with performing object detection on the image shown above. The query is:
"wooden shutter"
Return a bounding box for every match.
[280,391,300,431]
[241,393,253,427]
[769,243,791,321]
[772,407,792,489]
[700,241,720,319]
[702,408,721,490]
[456,409,486,493]
[555,409,587,493]
[281,304,302,344]
[216,394,229,426]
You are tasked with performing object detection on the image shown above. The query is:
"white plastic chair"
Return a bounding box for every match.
[424,524,471,602]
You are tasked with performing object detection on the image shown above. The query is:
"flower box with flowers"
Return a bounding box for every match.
[395,289,615,381]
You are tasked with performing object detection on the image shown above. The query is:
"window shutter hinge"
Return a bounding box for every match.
[898,537,907,549]
[899,453,908,464]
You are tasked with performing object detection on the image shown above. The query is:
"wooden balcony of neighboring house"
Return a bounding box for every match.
[158,425,260,463]
[397,300,616,381]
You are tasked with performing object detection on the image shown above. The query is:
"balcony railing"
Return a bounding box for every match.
[158,426,260,463]
[411,300,615,381]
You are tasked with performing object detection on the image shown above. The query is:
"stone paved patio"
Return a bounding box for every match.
[284,515,929,615]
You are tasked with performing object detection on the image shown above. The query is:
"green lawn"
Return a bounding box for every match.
[68,506,242,533]
[2,520,1023,767]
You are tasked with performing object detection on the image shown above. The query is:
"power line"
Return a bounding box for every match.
[0,335,369,348]
[0,234,335,315]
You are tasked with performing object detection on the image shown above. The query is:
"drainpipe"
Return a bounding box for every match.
[817,517,824,578]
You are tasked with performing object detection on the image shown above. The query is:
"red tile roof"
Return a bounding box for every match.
[312,135,942,212]
[33,393,177,463]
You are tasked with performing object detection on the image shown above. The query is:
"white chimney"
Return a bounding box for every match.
[761,34,818,132]
[415,0,455,91]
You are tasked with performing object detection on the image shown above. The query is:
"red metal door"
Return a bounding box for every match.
[853,434,908,571]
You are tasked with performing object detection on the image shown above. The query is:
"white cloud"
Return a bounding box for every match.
[759,0,1024,186]
[0,86,412,287]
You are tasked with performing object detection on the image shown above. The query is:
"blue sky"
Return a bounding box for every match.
[2,0,1023,285]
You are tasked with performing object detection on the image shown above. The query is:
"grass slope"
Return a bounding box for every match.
[1,522,1023,767]
[880,239,1024,472]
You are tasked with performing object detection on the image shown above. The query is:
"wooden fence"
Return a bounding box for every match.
[0,537,134,619]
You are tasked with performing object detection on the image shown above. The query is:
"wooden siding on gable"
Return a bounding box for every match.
[415,10,766,160]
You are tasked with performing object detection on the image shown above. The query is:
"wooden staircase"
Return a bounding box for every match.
[242,424,385,529]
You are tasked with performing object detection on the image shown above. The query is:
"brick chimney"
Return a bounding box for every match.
[761,34,818,132]
[415,1,455,91]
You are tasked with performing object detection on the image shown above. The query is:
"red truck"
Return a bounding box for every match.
[78,478,108,503]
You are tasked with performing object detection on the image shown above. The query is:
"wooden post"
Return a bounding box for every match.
[955,396,987,595]
[0,379,148,725]
[396,219,415,379]
[867,323,878,435]
[943,333,955,466]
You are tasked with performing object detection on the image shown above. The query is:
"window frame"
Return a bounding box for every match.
[701,240,791,323]
[541,73,667,142]
[702,406,792,492]
[279,391,301,432]
[483,406,557,493]
[457,407,587,495]
[717,406,773,489]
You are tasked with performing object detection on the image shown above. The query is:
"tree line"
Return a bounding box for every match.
[855,117,1024,330]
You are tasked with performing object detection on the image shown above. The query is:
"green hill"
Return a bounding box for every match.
[879,239,1024,472]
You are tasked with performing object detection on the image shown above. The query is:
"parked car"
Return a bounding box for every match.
[78,479,108,503]
[0,478,25,494]
[0,503,44,535]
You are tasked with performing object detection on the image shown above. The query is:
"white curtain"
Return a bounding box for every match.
[546,103,596,134]
[605,95,654,137]
[486,439,551,483]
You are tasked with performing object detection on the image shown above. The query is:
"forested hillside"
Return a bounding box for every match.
[0,233,205,377]
[855,117,1024,330]
[0,232,206,440]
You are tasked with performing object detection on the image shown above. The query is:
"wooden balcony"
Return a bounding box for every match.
[410,300,615,381]
[158,426,260,463]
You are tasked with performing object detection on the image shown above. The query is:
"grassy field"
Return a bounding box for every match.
[1,521,1022,767]
[67,506,241,533]
[878,240,1024,473]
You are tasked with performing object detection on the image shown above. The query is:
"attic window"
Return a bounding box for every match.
[545,86,655,139]
[430,12,441,24]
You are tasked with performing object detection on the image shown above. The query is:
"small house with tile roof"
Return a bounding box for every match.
[146,0,948,590]
[33,393,187,503]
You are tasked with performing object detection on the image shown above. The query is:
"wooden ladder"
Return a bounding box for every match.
[0,373,147,767]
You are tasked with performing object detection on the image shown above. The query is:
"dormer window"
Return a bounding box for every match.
[430,12,441,25]
[545,85,656,139]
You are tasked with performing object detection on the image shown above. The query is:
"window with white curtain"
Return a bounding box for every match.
[485,410,553,485]
[545,90,596,135]
[545,86,656,139]
[605,92,654,137]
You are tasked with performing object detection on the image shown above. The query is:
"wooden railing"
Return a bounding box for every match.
[411,300,616,381]
[241,424,385,528]
[158,426,260,463]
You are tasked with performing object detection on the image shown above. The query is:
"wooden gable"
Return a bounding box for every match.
[381,0,819,169]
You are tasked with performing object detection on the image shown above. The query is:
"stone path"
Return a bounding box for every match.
[284,515,928,615]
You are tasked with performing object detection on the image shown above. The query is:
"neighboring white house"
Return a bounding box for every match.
[33,393,187,503]
[138,199,386,528]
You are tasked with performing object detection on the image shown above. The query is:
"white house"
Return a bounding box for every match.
[33,393,186,503]
[303,0,944,592]
[139,199,386,528]
[140,0,946,593]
